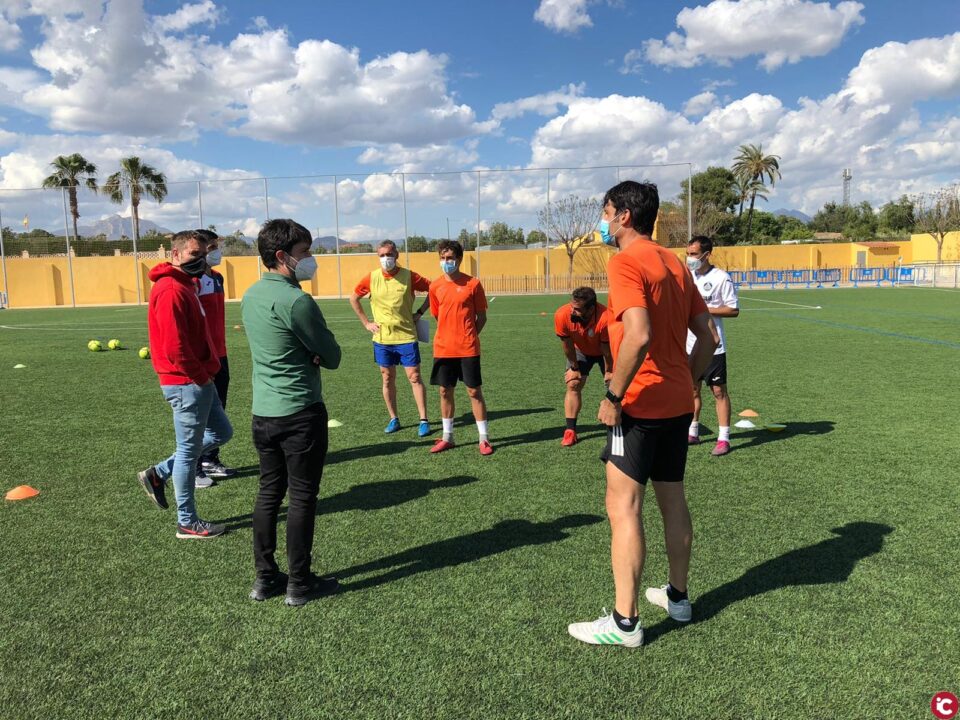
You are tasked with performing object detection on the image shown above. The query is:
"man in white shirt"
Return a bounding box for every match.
[685,236,739,456]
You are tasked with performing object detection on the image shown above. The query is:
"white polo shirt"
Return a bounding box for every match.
[686,266,738,355]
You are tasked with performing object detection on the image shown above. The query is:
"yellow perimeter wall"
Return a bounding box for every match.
[3,232,957,309]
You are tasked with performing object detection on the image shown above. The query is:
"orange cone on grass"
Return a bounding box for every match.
[5,485,39,501]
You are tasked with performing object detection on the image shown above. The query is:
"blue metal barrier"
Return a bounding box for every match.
[748,270,782,288]
[729,271,747,289]
[849,267,884,287]
[783,270,812,288]
[813,269,841,288]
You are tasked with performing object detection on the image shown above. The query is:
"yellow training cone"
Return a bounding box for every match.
[5,485,39,501]
[327,419,344,428]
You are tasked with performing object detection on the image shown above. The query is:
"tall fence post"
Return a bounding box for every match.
[476,171,481,279]
[197,181,204,228]
[334,176,342,299]
[545,168,551,293]
[130,182,142,304]
[401,172,410,268]
[61,188,76,307]
[687,162,693,244]
[0,202,9,308]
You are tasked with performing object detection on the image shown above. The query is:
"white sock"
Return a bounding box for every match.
[718,426,730,442]
[476,420,488,442]
[442,417,454,442]
[689,421,699,437]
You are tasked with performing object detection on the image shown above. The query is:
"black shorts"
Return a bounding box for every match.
[600,413,693,485]
[697,353,727,387]
[430,357,482,389]
[575,349,606,376]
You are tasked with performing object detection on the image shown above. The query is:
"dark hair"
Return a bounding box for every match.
[571,286,597,308]
[602,181,659,236]
[689,235,713,254]
[172,230,203,250]
[258,219,312,269]
[437,239,463,260]
[195,229,219,244]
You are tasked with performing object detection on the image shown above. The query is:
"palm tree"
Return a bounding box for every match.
[101,157,168,244]
[41,154,98,243]
[732,174,769,237]
[732,143,781,244]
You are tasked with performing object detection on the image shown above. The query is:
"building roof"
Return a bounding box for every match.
[855,242,900,248]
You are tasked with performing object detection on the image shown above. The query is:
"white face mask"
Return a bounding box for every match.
[206,249,222,267]
[380,255,397,272]
[686,256,703,272]
[289,255,318,281]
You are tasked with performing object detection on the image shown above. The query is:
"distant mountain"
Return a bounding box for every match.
[313,235,341,251]
[77,215,172,240]
[773,208,811,223]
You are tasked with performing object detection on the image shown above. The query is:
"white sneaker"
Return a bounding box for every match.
[567,608,643,647]
[645,585,692,622]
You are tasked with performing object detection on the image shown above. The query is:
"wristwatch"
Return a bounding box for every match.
[605,388,623,404]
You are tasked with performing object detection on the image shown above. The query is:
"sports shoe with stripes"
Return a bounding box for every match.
[645,585,693,622]
[176,519,226,540]
[567,608,643,647]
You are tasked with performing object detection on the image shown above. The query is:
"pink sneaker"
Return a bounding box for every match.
[479,440,494,456]
[688,434,701,445]
[712,440,730,456]
[430,439,455,454]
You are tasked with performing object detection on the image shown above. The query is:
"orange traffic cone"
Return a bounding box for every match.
[5,485,39,501]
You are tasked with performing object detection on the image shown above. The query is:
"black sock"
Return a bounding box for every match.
[612,609,639,632]
[666,583,688,603]
[565,417,577,431]
[420,418,428,423]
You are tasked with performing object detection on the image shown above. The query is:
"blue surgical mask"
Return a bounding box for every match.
[686,256,703,272]
[206,249,222,267]
[599,215,621,246]
[440,259,457,274]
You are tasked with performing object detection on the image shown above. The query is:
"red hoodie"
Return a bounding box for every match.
[148,263,220,386]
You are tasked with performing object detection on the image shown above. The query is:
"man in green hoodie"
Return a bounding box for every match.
[242,219,342,607]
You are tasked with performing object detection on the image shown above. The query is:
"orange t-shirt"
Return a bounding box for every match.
[606,239,708,419]
[353,269,431,297]
[554,302,610,357]
[429,274,487,358]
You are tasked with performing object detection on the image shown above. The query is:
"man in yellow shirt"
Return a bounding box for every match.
[350,240,432,436]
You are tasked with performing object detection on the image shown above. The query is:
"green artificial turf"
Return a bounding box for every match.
[0,287,958,719]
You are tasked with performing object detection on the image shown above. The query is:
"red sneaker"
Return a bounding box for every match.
[479,440,494,456]
[688,434,701,445]
[561,429,578,447]
[712,440,731,456]
[430,439,455,454]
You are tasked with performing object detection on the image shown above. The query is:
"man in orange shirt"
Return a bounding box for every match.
[568,181,718,648]
[554,286,613,447]
[428,240,492,456]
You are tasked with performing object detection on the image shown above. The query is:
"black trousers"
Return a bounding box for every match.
[251,402,329,585]
[201,356,230,463]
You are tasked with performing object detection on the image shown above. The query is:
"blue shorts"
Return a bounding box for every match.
[373,341,421,368]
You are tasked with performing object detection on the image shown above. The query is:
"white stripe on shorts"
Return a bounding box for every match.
[611,424,624,457]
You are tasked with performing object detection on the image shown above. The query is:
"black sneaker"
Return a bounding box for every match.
[201,460,237,478]
[137,467,168,510]
[175,519,226,539]
[249,572,289,602]
[285,574,340,607]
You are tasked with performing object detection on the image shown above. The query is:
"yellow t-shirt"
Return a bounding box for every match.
[356,268,430,345]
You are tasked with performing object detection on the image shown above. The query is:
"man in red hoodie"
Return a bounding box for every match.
[195,228,236,481]
[137,230,234,539]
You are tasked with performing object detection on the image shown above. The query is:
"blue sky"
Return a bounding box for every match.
[0,0,958,241]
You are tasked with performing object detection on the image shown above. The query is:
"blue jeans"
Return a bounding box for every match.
[154,382,233,525]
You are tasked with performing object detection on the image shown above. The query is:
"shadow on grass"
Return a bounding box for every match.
[455,406,553,424]
[219,475,479,532]
[336,514,603,592]
[728,420,836,452]
[643,521,893,645]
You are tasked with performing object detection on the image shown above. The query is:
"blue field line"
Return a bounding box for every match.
[785,315,960,349]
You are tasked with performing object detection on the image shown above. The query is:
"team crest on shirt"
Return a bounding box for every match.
[704,282,713,291]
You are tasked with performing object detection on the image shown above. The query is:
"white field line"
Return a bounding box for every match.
[740,307,822,312]
[739,295,822,310]
[898,286,960,293]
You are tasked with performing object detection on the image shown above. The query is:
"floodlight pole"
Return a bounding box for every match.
[61,188,76,308]
[687,163,693,244]
[401,172,409,267]
[263,178,270,220]
[334,175,342,299]
[130,183,142,304]
[0,203,9,308]
[197,181,204,228]
[545,168,551,293]
[476,171,481,279]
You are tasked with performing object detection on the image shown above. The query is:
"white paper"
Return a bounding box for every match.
[416,316,430,343]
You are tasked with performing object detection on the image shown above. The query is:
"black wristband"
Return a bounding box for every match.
[605,388,623,404]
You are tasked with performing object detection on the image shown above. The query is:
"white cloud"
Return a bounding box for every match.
[527,32,960,213]
[534,0,592,33]
[0,13,22,51]
[683,91,718,116]
[357,142,479,173]
[153,0,221,33]
[491,83,586,121]
[3,0,490,148]
[642,0,865,71]
[620,49,643,76]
